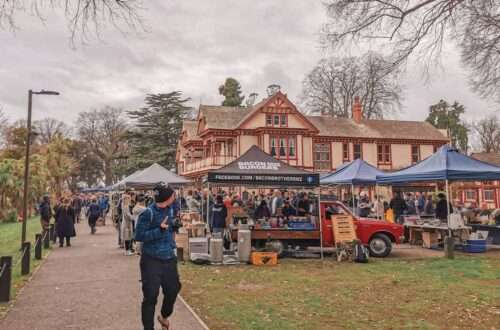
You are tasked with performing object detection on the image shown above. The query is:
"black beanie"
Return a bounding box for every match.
[153,183,174,203]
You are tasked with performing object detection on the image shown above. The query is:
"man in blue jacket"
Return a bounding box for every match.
[135,183,181,330]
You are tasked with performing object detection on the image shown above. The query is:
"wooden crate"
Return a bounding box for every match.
[422,231,439,249]
[250,252,278,266]
[175,233,189,256]
[331,215,357,243]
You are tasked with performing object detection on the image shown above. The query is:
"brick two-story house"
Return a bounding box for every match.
[177,91,449,183]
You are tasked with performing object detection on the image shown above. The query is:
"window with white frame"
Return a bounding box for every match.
[314,143,331,170]
[484,189,495,201]
[465,190,477,200]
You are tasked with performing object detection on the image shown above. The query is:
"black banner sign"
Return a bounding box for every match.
[207,172,319,187]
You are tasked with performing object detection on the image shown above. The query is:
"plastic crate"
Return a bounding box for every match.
[251,252,278,266]
[287,221,315,230]
[463,239,486,253]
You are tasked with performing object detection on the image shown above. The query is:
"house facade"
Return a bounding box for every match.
[177,91,449,184]
[453,152,500,209]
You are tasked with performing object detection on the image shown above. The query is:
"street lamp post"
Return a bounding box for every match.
[21,89,60,248]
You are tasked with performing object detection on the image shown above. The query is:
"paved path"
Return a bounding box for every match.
[0,221,207,330]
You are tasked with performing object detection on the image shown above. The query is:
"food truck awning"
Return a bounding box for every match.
[376,145,500,184]
[207,145,319,187]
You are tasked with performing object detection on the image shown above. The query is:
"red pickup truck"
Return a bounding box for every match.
[320,200,404,257]
[242,200,404,257]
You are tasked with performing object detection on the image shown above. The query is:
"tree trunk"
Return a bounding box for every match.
[104,159,113,186]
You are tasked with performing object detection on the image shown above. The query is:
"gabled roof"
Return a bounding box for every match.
[189,93,448,142]
[236,91,318,132]
[198,105,252,131]
[307,116,448,141]
[471,152,500,166]
[181,120,200,141]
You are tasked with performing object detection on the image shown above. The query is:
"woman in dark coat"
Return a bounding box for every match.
[254,200,271,219]
[435,193,453,221]
[211,195,227,234]
[55,198,76,247]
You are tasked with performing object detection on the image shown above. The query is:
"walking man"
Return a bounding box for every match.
[135,183,181,330]
[86,198,100,234]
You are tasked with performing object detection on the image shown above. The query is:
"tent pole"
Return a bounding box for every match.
[201,183,204,223]
[206,182,211,232]
[351,184,355,216]
[445,180,451,229]
[318,187,324,260]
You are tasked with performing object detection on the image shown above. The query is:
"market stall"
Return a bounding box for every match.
[376,145,500,252]
[320,158,386,217]
[113,163,189,190]
[206,145,321,259]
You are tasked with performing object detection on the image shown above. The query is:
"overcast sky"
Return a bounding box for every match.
[0,1,498,126]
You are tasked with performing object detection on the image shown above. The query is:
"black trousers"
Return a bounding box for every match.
[140,254,181,330]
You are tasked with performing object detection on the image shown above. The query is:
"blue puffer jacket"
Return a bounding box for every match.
[135,203,176,261]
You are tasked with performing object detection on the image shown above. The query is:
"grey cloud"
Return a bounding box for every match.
[0,0,496,127]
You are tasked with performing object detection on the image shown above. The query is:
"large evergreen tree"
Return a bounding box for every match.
[126,91,192,173]
[218,78,245,107]
[426,100,470,153]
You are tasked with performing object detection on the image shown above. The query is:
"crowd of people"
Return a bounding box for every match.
[181,188,317,233]
[37,193,110,247]
[343,190,453,224]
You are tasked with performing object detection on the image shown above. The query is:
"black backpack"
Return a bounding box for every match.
[353,242,369,263]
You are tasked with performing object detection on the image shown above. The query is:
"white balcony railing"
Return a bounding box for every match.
[183,155,237,175]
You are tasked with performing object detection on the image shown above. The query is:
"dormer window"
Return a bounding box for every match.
[266,114,272,126]
[266,114,288,127]
[280,114,287,126]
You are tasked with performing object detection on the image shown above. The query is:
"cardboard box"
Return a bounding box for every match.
[422,231,439,249]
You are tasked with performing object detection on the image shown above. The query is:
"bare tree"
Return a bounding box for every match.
[301,52,402,118]
[33,117,72,144]
[76,106,127,185]
[474,115,500,153]
[323,1,500,102]
[0,107,8,147]
[0,0,144,42]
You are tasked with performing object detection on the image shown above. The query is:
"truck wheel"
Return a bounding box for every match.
[368,234,392,257]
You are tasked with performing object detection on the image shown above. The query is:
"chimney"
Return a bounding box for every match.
[352,96,363,124]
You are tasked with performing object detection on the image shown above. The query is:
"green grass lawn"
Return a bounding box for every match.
[0,217,50,318]
[179,256,500,330]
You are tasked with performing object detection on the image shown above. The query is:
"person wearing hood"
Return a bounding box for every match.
[211,195,227,234]
[39,195,52,233]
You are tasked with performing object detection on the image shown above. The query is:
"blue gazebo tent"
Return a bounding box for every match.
[376,145,500,184]
[321,158,386,185]
[321,159,386,216]
[376,145,500,229]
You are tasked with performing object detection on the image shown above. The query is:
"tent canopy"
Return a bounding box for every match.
[115,163,189,190]
[321,158,386,185]
[207,145,319,187]
[377,145,500,184]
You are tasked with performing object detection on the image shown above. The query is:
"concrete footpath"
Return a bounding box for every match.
[0,221,207,330]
